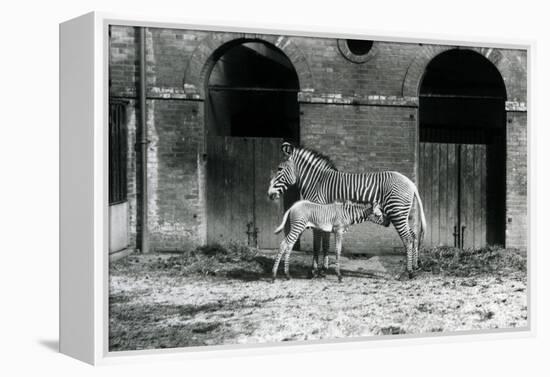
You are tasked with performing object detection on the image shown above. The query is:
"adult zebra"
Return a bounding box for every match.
[267,142,426,279]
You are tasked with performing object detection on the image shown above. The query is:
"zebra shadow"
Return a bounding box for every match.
[225,255,313,282]
[225,255,391,281]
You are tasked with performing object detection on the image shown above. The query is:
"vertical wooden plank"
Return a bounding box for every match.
[226,138,237,242]
[432,143,440,245]
[418,143,428,246]
[437,144,447,246]
[473,145,480,248]
[206,137,213,243]
[220,138,232,243]
[447,143,456,247]
[218,138,230,243]
[438,144,448,246]
[460,144,475,249]
[468,144,476,249]
[472,145,477,248]
[479,145,487,248]
[448,144,458,247]
[459,144,467,248]
[206,137,222,244]
[423,143,432,247]
[254,138,284,249]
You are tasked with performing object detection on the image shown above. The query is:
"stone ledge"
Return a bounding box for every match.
[298,92,419,107]
[109,87,527,112]
[505,101,527,112]
[110,86,202,100]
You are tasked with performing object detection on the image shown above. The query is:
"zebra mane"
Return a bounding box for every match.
[295,147,338,171]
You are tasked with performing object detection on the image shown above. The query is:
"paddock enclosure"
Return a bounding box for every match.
[108,27,527,256]
[109,248,528,350]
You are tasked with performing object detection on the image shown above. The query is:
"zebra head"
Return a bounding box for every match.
[343,200,373,224]
[268,142,297,200]
[268,142,339,201]
[268,161,296,200]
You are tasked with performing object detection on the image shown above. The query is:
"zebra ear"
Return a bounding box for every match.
[281,142,294,156]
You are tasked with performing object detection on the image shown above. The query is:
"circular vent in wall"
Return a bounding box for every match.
[337,39,378,63]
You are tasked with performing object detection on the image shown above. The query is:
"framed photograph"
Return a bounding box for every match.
[60,12,531,365]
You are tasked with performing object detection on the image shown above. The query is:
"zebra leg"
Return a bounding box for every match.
[320,231,330,277]
[335,231,344,282]
[283,243,293,280]
[412,232,419,270]
[272,241,287,282]
[392,218,416,280]
[311,229,322,278]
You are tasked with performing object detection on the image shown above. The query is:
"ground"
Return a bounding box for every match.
[109,246,528,351]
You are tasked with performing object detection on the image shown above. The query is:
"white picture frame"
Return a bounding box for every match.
[59,11,534,365]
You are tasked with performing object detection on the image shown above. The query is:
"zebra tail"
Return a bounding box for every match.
[414,188,427,249]
[274,208,291,234]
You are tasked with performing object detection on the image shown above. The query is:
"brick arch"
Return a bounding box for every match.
[402,45,508,99]
[183,34,314,97]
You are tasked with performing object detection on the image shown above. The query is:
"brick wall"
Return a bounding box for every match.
[109,25,528,253]
[506,112,528,250]
[109,26,139,97]
[146,100,206,251]
[124,101,138,249]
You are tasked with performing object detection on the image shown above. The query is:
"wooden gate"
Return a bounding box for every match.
[207,137,283,249]
[419,143,489,249]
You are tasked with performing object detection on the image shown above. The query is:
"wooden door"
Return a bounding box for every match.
[207,137,283,249]
[419,143,487,249]
[459,144,487,249]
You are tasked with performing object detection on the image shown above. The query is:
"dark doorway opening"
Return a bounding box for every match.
[206,41,300,141]
[205,41,300,249]
[418,49,507,249]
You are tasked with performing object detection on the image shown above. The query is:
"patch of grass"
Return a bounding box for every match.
[420,245,526,277]
[110,243,267,279]
[178,242,263,277]
[378,325,406,335]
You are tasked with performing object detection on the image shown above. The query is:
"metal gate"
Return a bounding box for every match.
[206,137,283,249]
[108,101,129,253]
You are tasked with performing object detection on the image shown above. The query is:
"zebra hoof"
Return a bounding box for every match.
[285,275,291,281]
[337,276,343,283]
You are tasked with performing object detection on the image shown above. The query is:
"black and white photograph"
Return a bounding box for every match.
[107,25,528,351]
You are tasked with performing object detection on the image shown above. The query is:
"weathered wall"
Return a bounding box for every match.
[506,111,528,250]
[146,100,206,250]
[109,25,528,253]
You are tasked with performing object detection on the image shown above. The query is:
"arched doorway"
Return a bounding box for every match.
[205,40,300,248]
[418,49,507,249]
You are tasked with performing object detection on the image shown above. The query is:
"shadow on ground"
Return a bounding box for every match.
[109,296,286,351]
[224,253,402,281]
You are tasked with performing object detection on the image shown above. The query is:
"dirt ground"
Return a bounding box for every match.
[109,248,528,351]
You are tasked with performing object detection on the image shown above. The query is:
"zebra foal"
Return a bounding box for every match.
[271,200,383,282]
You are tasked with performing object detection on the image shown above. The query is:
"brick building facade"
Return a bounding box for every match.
[108,25,527,255]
